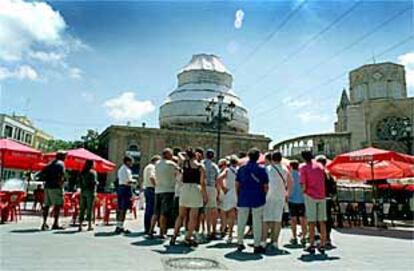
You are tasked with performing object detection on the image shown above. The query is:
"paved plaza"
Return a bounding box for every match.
[0,211,413,271]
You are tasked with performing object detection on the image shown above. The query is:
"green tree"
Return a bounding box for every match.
[45,130,100,154]
[45,139,74,152]
[80,129,100,153]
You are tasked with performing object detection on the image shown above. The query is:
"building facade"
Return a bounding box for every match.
[0,114,53,150]
[0,114,53,180]
[274,62,413,159]
[99,54,271,184]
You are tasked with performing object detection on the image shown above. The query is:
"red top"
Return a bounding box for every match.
[300,160,326,200]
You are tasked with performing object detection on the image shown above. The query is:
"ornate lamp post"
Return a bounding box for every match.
[205,94,236,160]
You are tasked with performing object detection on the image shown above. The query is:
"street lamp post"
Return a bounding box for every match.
[205,94,236,160]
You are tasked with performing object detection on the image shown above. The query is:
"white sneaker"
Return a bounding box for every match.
[226,236,233,244]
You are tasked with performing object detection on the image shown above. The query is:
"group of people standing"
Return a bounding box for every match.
[39,152,99,232]
[139,146,337,255]
[37,146,336,256]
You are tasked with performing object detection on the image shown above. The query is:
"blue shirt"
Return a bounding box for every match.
[236,161,269,208]
[288,170,305,204]
[203,159,219,187]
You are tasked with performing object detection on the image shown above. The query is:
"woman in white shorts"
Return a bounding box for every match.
[262,151,292,250]
[171,148,207,247]
[217,156,239,243]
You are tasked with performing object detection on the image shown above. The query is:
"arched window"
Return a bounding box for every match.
[376,116,411,141]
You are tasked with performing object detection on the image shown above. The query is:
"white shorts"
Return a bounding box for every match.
[205,186,217,208]
[179,183,203,208]
[263,199,285,222]
[220,190,237,212]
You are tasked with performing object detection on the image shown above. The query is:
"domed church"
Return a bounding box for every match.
[159,54,249,133]
[99,54,270,182]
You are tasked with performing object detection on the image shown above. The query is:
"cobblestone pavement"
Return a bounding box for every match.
[0,211,413,271]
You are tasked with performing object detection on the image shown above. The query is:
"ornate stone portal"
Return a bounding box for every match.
[99,54,270,183]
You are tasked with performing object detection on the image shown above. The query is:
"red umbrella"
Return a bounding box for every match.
[378,183,405,191]
[42,148,115,173]
[327,147,414,181]
[405,185,414,192]
[0,139,42,172]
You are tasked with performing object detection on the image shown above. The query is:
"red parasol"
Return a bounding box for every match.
[42,148,115,173]
[0,139,42,172]
[327,147,414,181]
[378,183,405,191]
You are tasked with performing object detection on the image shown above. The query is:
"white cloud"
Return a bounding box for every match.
[0,0,66,61]
[234,9,244,29]
[103,92,155,121]
[298,112,329,123]
[29,51,64,63]
[0,0,87,81]
[0,65,38,81]
[69,67,82,79]
[398,52,414,92]
[283,97,312,108]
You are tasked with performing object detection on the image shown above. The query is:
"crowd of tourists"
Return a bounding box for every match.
[137,147,337,255]
[37,146,337,255]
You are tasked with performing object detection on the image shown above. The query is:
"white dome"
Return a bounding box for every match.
[159,54,249,133]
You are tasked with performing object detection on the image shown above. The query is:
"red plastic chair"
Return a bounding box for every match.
[94,193,106,220]
[103,194,118,225]
[0,192,10,223]
[8,191,26,222]
[62,192,74,217]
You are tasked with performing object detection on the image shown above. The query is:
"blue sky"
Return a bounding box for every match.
[0,0,413,144]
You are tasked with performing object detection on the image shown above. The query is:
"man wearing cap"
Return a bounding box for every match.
[300,151,327,254]
[203,149,220,240]
[40,151,67,231]
[115,156,135,234]
[142,155,161,234]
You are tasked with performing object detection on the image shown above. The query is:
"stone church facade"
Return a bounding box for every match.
[274,62,414,159]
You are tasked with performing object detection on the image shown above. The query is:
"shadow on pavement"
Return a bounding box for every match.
[206,243,239,249]
[124,232,146,238]
[10,229,41,234]
[298,254,340,262]
[94,231,121,237]
[131,239,165,246]
[224,250,263,261]
[152,244,194,255]
[283,244,304,249]
[53,230,79,234]
[336,227,414,240]
[265,248,290,257]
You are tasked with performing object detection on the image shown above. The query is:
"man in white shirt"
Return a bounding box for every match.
[142,155,160,234]
[115,156,135,234]
[149,148,180,238]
